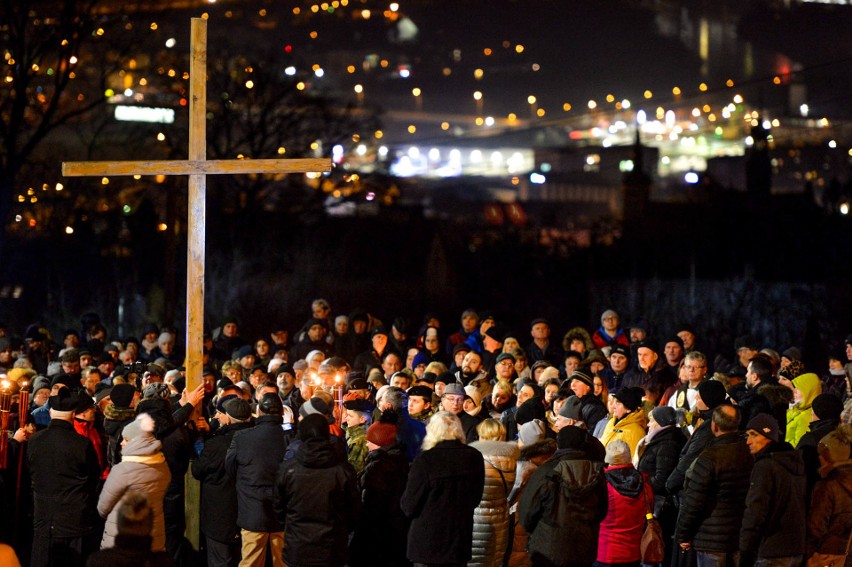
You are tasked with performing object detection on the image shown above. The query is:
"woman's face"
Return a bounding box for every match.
[502,337,520,352]
[255,340,269,356]
[406,348,419,368]
[593,377,604,397]
[544,383,559,405]
[424,334,439,353]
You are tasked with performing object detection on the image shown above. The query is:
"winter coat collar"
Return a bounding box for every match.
[604,463,644,498]
[104,405,137,422]
[296,439,340,469]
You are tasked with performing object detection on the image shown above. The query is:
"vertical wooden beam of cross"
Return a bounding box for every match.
[63,18,332,390]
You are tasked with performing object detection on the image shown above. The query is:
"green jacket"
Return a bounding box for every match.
[785,373,822,446]
[346,423,369,473]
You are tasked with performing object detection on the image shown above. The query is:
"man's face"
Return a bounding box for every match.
[64,334,80,348]
[276,372,295,393]
[271,330,288,345]
[636,347,658,371]
[479,318,495,336]
[83,371,101,394]
[610,353,628,373]
[602,314,619,332]
[564,356,580,374]
[462,352,482,375]
[746,430,772,455]
[202,373,216,393]
[390,373,410,390]
[746,363,759,389]
[255,385,277,402]
[119,351,134,365]
[62,359,82,374]
[461,314,478,334]
[33,388,50,407]
[516,385,535,406]
[531,323,550,341]
[629,328,647,343]
[570,379,591,398]
[382,354,402,377]
[406,348,419,368]
[223,322,238,338]
[408,396,430,416]
[307,324,326,343]
[353,320,367,334]
[678,331,696,350]
[240,355,255,370]
[683,359,707,383]
[495,358,514,379]
[98,361,114,377]
[442,393,464,414]
[79,353,93,368]
[312,303,330,319]
[345,409,365,428]
[160,341,174,355]
[664,342,684,365]
[372,333,388,353]
[250,369,266,388]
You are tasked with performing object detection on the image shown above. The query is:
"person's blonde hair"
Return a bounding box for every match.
[476,418,506,441]
[422,411,465,451]
[493,380,513,396]
[424,361,447,376]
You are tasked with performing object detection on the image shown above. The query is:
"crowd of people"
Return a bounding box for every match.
[0,301,851,567]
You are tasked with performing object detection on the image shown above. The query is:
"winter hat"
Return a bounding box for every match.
[600,309,619,323]
[516,397,546,426]
[157,332,174,347]
[411,352,431,369]
[697,380,727,410]
[142,383,171,401]
[366,410,399,447]
[48,388,78,414]
[305,350,324,363]
[558,395,583,421]
[818,426,852,465]
[299,396,329,419]
[122,413,156,441]
[75,395,95,414]
[46,361,63,378]
[110,383,137,409]
[223,398,251,421]
[570,368,594,388]
[782,347,802,361]
[745,413,779,443]
[518,419,547,446]
[665,336,685,350]
[606,440,632,465]
[442,383,466,397]
[7,368,35,383]
[215,394,239,414]
[299,413,329,442]
[496,352,515,365]
[812,393,844,421]
[613,386,644,412]
[557,425,587,450]
[292,359,308,371]
[31,375,51,395]
[115,492,154,538]
[234,345,254,360]
[651,406,677,427]
[258,393,283,416]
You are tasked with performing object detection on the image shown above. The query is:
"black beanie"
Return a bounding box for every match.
[299,413,329,442]
[697,380,727,409]
[557,425,587,450]
[812,393,844,421]
[516,397,546,426]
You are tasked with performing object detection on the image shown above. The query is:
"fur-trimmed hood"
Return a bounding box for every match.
[471,439,521,460]
[519,438,558,462]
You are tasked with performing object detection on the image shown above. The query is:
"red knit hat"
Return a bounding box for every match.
[366,411,398,447]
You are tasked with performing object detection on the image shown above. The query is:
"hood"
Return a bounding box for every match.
[759,442,805,476]
[604,464,644,498]
[614,408,647,428]
[549,451,604,497]
[757,382,794,407]
[792,373,821,409]
[122,432,164,457]
[471,440,521,460]
[646,424,685,447]
[296,439,339,469]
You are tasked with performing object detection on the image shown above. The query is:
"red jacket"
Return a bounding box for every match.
[597,464,653,564]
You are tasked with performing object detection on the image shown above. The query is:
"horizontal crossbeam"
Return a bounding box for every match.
[62,158,332,177]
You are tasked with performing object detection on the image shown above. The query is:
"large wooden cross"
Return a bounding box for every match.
[63,18,331,389]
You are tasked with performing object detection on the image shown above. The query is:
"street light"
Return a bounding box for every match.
[412,87,422,111]
[473,91,483,115]
[354,84,364,105]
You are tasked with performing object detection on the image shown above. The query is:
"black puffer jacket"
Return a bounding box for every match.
[797,417,840,503]
[665,414,714,496]
[225,415,291,532]
[675,432,754,552]
[637,425,686,505]
[739,442,806,559]
[275,437,360,567]
[519,448,608,567]
[191,421,253,543]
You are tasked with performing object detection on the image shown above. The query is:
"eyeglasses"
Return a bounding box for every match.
[683,365,705,371]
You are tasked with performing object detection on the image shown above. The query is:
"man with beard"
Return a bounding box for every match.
[275,363,303,414]
[454,350,488,386]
